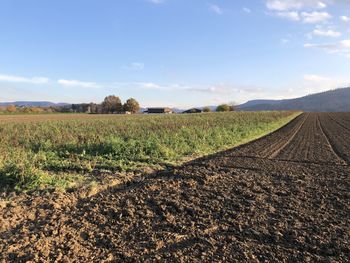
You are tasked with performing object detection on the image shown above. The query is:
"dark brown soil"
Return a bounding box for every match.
[1,113,349,262]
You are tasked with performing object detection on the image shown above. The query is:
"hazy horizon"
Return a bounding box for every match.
[1,0,350,108]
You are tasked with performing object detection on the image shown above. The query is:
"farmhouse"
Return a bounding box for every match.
[183,108,203,114]
[146,107,173,114]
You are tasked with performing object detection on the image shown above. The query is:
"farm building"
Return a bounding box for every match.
[183,108,203,114]
[145,107,173,114]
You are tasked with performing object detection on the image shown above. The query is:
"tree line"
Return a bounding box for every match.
[200,104,235,112]
[0,96,235,114]
[70,96,140,114]
[0,105,55,114]
[0,96,140,114]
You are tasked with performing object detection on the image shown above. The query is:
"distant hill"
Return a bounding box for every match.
[0,101,69,107]
[238,87,350,112]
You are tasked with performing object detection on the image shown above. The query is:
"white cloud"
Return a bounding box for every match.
[186,84,235,94]
[304,39,350,57]
[341,39,350,48]
[318,39,350,49]
[137,82,163,89]
[302,74,350,94]
[317,2,327,9]
[266,0,333,24]
[304,74,331,81]
[277,11,300,21]
[0,74,49,84]
[301,11,331,23]
[58,79,102,89]
[266,0,327,11]
[340,15,350,22]
[133,82,263,97]
[313,28,341,37]
[272,10,331,23]
[209,4,223,15]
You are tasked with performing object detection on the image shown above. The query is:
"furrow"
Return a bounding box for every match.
[317,114,348,165]
[318,113,350,165]
[268,113,309,159]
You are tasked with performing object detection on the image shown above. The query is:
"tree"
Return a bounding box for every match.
[102,95,122,113]
[203,107,211,112]
[216,104,231,112]
[216,104,235,112]
[89,103,98,114]
[123,98,140,113]
[31,107,44,113]
[6,105,17,112]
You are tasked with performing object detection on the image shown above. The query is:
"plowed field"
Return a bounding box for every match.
[1,113,349,262]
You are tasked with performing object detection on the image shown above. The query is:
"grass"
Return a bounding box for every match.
[0,111,300,192]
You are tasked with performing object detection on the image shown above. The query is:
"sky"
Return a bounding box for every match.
[1,0,350,108]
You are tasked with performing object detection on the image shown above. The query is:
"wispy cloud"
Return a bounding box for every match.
[304,39,350,58]
[266,0,332,24]
[303,74,350,94]
[185,85,232,94]
[274,11,331,23]
[266,0,327,11]
[304,74,331,81]
[58,79,102,89]
[276,11,300,21]
[208,4,223,15]
[243,7,251,14]
[340,15,350,22]
[135,82,263,96]
[312,28,341,37]
[148,0,164,4]
[124,62,145,70]
[54,80,262,97]
[302,11,331,23]
[185,84,263,95]
[0,74,49,84]
[136,82,163,90]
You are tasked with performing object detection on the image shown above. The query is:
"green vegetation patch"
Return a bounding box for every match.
[0,111,300,191]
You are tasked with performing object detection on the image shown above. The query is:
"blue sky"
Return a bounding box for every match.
[1,0,350,108]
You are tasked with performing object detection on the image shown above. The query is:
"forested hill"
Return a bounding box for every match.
[0,101,69,107]
[238,87,350,112]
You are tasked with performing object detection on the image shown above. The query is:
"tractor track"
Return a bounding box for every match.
[0,113,349,262]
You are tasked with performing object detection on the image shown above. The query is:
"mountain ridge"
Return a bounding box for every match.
[0,101,69,107]
[2,87,350,112]
[238,87,350,112]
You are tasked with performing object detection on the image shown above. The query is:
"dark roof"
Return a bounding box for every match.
[146,107,173,113]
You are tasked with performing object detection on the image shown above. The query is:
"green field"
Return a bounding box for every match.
[0,111,300,191]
